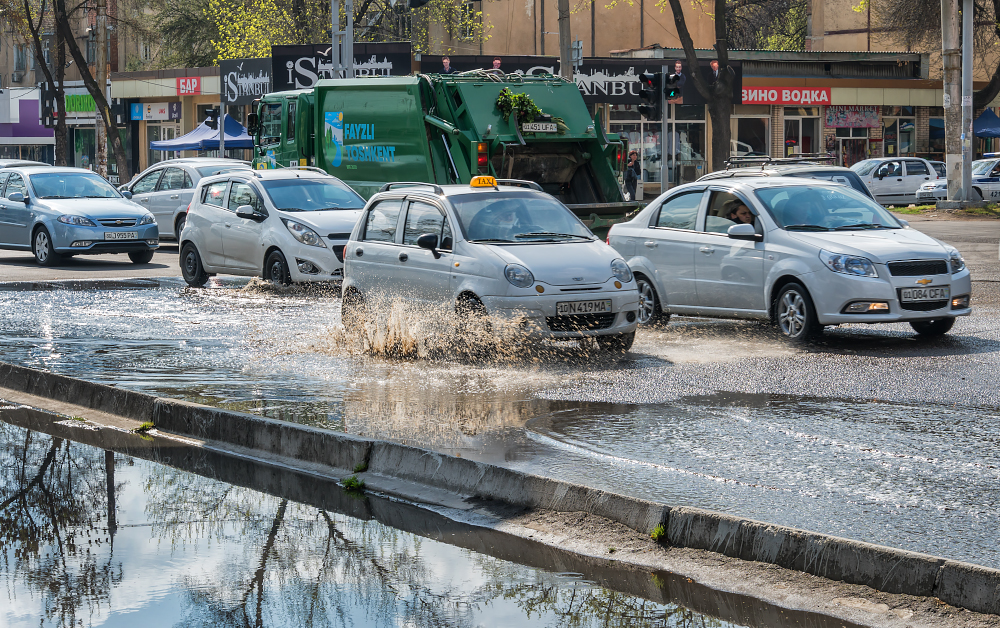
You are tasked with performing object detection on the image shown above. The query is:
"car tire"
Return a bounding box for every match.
[265,250,291,286]
[597,331,635,353]
[341,288,365,333]
[456,295,492,335]
[774,282,822,342]
[180,243,209,287]
[909,317,955,336]
[32,227,61,267]
[128,250,154,264]
[635,274,669,326]
[174,215,186,241]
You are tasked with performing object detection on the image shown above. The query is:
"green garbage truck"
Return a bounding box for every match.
[247,71,637,236]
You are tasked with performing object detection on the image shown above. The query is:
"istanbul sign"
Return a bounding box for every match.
[220,58,272,105]
[741,87,831,105]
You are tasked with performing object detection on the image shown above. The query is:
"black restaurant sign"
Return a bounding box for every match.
[271,43,412,90]
[221,58,271,105]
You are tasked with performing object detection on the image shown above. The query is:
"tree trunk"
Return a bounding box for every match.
[55,27,68,166]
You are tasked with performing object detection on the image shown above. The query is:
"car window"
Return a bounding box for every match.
[876,161,902,178]
[228,181,264,213]
[931,162,947,177]
[704,191,755,233]
[287,101,296,143]
[195,165,249,177]
[449,192,593,242]
[132,170,162,194]
[261,102,282,146]
[654,191,702,230]
[201,181,229,208]
[403,201,452,248]
[182,171,194,188]
[5,174,26,197]
[782,171,874,199]
[755,185,903,230]
[30,172,118,199]
[0,172,9,196]
[904,160,929,176]
[259,178,365,211]
[157,168,187,191]
[363,200,403,242]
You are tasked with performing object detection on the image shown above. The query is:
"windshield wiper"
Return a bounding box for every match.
[276,208,302,212]
[514,232,590,239]
[40,195,72,199]
[469,238,515,243]
[834,223,891,230]
[783,224,830,231]
[84,195,113,198]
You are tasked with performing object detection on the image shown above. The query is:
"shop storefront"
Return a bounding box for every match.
[609,104,706,197]
[0,88,54,162]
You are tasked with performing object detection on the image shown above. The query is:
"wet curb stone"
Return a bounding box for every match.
[1,360,998,615]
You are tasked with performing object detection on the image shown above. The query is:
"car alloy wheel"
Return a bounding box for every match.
[775,282,821,342]
[33,228,59,266]
[635,276,666,325]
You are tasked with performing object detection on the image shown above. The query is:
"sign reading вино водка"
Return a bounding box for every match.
[741,87,831,105]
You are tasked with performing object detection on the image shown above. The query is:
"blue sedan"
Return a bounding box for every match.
[0,166,159,266]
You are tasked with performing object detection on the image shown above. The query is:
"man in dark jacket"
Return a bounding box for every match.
[624,150,640,200]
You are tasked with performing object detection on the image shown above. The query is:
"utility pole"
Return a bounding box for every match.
[961,0,973,201]
[95,0,107,178]
[332,0,354,78]
[941,0,962,201]
[557,0,572,80]
[219,98,225,157]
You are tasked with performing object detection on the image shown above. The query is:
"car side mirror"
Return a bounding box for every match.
[897,218,910,227]
[416,233,441,258]
[121,190,133,199]
[246,113,259,136]
[727,223,761,241]
[236,204,264,220]
[7,192,25,203]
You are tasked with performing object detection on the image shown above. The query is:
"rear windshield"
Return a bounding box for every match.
[449,192,594,242]
[781,170,873,198]
[755,185,903,231]
[260,178,365,211]
[196,165,250,177]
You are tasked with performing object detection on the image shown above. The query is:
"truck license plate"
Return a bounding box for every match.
[900,286,950,302]
[104,231,138,240]
[557,299,613,315]
[522,122,557,133]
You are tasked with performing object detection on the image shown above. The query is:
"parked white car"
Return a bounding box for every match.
[179,168,366,286]
[607,177,971,341]
[851,157,940,205]
[341,177,640,351]
[916,157,1000,202]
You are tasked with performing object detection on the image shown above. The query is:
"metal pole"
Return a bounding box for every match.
[332,0,354,79]
[96,0,107,178]
[557,0,572,80]
[219,99,225,157]
[659,64,667,189]
[961,0,973,201]
[941,0,962,201]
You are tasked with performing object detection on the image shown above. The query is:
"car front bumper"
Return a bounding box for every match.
[916,189,947,202]
[51,222,159,255]
[285,242,347,283]
[481,288,640,339]
[806,268,973,325]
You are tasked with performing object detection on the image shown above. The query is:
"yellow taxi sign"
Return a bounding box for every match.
[470,175,498,188]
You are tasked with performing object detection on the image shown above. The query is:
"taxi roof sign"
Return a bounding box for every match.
[470,175,498,188]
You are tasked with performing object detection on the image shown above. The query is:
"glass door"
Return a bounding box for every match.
[148,123,181,167]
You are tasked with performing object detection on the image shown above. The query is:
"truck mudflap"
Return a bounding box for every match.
[565,202,642,238]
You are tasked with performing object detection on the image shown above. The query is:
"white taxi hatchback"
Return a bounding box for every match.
[180,168,366,286]
[341,177,640,351]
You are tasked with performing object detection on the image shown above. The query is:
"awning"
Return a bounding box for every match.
[149,115,253,151]
[973,109,1000,139]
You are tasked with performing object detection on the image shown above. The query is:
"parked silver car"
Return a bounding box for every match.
[120,158,251,241]
[851,157,940,205]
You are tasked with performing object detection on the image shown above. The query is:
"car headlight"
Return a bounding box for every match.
[611,258,633,283]
[282,218,327,248]
[137,214,156,225]
[819,249,878,278]
[504,263,534,288]
[57,215,96,227]
[947,248,966,273]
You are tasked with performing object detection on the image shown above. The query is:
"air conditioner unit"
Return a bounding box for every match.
[11,72,24,83]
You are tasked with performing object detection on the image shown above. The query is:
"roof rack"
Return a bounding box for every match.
[273,165,329,174]
[378,182,445,194]
[725,153,837,171]
[496,179,543,191]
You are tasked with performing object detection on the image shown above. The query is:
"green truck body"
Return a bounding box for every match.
[249,73,637,235]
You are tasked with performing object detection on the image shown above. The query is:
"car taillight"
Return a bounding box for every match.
[606,235,610,245]
[186,203,191,213]
[477,142,488,173]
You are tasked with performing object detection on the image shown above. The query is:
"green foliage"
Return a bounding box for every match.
[156,0,220,68]
[206,0,296,62]
[341,474,366,492]
[650,523,666,542]
[757,0,807,51]
[133,421,155,433]
[353,461,368,473]
[495,88,542,123]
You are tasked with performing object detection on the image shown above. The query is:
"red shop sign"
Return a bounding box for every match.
[741,87,831,106]
[176,77,202,96]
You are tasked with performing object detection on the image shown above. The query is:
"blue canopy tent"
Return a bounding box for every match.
[973,108,1000,138]
[149,115,253,151]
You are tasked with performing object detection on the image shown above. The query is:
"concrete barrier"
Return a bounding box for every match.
[2,359,1000,616]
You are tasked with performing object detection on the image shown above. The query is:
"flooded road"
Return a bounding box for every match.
[0,418,870,628]
[0,277,999,573]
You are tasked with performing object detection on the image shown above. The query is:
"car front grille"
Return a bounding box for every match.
[99,218,138,227]
[546,313,616,331]
[888,260,948,276]
[900,300,950,312]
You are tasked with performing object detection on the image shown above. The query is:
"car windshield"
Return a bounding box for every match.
[196,165,250,177]
[260,178,365,211]
[780,170,873,198]
[755,185,903,230]
[30,172,120,199]
[851,160,880,176]
[971,160,995,176]
[449,192,594,243]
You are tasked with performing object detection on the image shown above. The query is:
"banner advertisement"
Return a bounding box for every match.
[271,43,412,90]
[221,58,272,105]
[825,105,880,128]
[129,102,182,121]
[741,86,830,106]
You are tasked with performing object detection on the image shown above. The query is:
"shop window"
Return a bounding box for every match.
[784,107,820,117]
[734,118,768,156]
[929,117,945,154]
[884,106,915,117]
[610,104,642,121]
[883,117,914,156]
[835,128,868,138]
[675,105,704,121]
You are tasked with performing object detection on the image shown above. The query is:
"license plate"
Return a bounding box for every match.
[900,286,950,302]
[104,231,138,240]
[522,122,557,133]
[557,299,613,315]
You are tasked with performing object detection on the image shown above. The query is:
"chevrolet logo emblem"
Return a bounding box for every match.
[115,220,123,225]
[916,278,932,285]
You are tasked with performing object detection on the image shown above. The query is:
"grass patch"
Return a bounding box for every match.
[341,475,366,492]
[132,421,154,434]
[353,461,368,473]
[70,416,86,422]
[959,204,1000,218]
[608,547,617,554]
[650,523,666,542]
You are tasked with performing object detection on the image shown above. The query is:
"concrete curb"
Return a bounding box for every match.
[2,359,998,616]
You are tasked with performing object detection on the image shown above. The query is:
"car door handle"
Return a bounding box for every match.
[355,247,363,257]
[924,177,930,180]
[398,252,408,262]
[699,246,715,254]
[140,198,149,203]
[644,240,658,248]
[224,223,231,229]
[170,194,179,199]
[896,178,903,181]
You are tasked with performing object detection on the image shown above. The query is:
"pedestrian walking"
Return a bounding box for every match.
[624,150,640,201]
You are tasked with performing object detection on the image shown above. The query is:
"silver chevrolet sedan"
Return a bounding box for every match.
[0,166,159,266]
